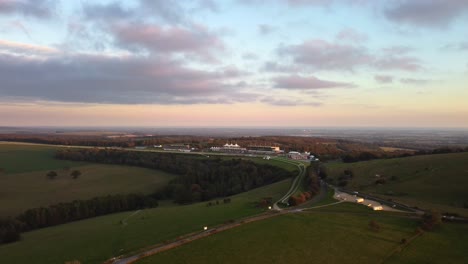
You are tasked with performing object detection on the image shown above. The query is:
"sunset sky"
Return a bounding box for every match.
[0,0,467,127]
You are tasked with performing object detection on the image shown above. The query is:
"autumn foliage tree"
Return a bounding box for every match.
[421,211,442,231]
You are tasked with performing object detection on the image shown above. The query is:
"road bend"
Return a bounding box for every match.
[272,159,306,210]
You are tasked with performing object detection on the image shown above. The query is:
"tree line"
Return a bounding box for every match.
[55,149,294,204]
[0,193,158,245]
[341,146,468,163]
[0,134,141,147]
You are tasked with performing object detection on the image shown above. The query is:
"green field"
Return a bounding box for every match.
[0,164,175,217]
[0,143,87,174]
[0,143,177,217]
[137,203,468,264]
[134,203,410,263]
[387,222,468,264]
[0,178,292,264]
[326,152,468,215]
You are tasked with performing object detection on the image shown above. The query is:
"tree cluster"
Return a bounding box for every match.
[341,146,468,163]
[0,218,23,244]
[0,134,137,148]
[288,166,321,206]
[420,211,442,231]
[415,147,468,155]
[335,169,354,187]
[341,152,380,163]
[55,149,294,204]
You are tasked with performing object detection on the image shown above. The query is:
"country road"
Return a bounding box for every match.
[272,159,306,210]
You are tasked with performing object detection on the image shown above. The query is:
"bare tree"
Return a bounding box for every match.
[46,171,58,180]
[71,170,81,179]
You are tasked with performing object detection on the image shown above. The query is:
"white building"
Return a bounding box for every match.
[288,151,309,160]
[210,143,246,153]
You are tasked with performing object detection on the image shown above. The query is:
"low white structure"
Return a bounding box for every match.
[288,151,309,160]
[210,143,246,153]
[373,206,383,211]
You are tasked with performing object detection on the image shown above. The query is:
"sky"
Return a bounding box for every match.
[0,0,467,128]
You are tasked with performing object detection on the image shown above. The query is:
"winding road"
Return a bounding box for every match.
[272,158,306,210]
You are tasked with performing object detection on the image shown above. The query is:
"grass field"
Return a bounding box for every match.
[387,222,468,264]
[137,203,468,264]
[0,143,177,217]
[326,152,468,215]
[0,143,87,174]
[136,203,418,264]
[0,164,175,217]
[0,178,292,264]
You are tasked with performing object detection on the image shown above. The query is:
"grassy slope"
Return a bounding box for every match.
[0,143,177,217]
[326,152,468,215]
[387,223,468,264]
[138,203,468,264]
[0,164,175,217]
[0,179,291,264]
[138,203,420,264]
[0,143,87,174]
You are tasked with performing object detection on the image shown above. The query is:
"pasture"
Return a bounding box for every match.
[137,204,416,264]
[0,164,175,217]
[326,152,468,215]
[0,142,86,174]
[138,203,468,264]
[0,178,292,264]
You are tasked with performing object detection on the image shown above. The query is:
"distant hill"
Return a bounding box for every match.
[326,152,468,216]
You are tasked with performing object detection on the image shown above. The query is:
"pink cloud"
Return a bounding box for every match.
[0,0,54,18]
[112,22,224,62]
[0,39,59,54]
[374,75,394,83]
[0,51,252,105]
[278,40,424,72]
[400,78,430,85]
[384,0,468,28]
[336,27,368,42]
[279,39,373,71]
[273,75,355,89]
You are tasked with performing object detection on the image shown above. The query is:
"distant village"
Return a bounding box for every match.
[135,142,319,161]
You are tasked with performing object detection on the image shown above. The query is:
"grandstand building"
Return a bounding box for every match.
[210,143,246,153]
[247,146,282,154]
